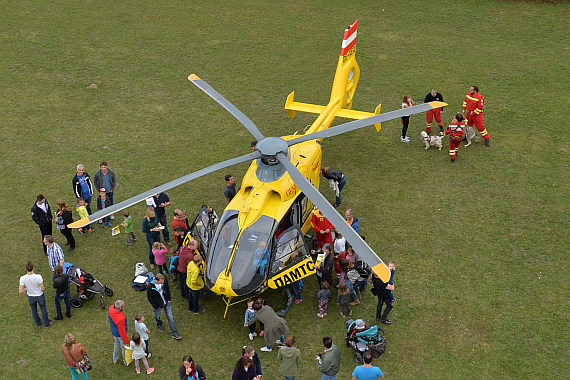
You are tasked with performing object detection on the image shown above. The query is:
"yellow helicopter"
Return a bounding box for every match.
[70,20,446,317]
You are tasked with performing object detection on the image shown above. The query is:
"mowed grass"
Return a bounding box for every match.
[1,0,568,379]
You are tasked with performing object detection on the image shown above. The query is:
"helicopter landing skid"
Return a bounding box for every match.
[221,295,253,319]
[276,287,295,317]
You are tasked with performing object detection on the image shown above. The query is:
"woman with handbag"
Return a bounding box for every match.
[62,333,90,380]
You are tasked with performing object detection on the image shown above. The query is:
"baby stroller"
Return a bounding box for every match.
[64,262,114,309]
[345,318,387,363]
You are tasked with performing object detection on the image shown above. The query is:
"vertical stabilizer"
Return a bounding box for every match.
[331,20,360,110]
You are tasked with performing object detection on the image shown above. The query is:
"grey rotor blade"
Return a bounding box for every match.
[276,152,390,282]
[188,74,265,141]
[69,151,261,228]
[287,102,446,146]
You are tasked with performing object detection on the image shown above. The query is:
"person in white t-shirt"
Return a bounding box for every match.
[19,261,52,327]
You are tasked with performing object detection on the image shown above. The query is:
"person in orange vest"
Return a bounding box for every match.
[311,208,333,248]
[424,89,445,135]
[462,85,490,147]
[444,114,466,163]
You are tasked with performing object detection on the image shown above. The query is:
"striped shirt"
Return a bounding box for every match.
[47,243,64,271]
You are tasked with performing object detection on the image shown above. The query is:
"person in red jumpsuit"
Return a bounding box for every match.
[311,208,333,248]
[462,85,490,147]
[444,113,466,163]
[424,89,444,135]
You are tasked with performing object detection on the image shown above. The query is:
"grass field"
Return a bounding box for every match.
[1,0,568,379]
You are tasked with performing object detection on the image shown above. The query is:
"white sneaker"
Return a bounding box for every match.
[249,333,254,341]
[316,313,322,318]
[400,136,411,143]
[260,347,272,352]
[252,332,257,337]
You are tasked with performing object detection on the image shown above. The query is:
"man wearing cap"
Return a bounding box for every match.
[94,161,117,219]
[97,188,112,227]
[31,194,53,255]
[72,164,94,215]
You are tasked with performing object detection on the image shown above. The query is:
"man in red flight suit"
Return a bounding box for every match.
[424,89,445,135]
[311,208,333,248]
[462,85,491,147]
[444,114,466,163]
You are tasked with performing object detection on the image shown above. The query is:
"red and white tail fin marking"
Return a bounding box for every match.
[340,20,358,56]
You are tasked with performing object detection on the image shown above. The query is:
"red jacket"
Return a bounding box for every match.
[463,92,484,115]
[177,245,195,273]
[445,122,466,142]
[311,211,333,246]
[108,305,129,344]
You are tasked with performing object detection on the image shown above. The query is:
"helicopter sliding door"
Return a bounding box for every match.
[205,210,240,289]
[268,226,311,278]
[189,205,218,254]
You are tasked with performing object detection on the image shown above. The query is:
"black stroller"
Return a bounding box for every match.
[65,262,114,309]
[345,318,387,363]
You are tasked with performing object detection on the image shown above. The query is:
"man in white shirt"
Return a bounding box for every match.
[19,261,52,327]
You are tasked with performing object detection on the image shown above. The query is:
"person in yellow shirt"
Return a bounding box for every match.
[186,255,205,314]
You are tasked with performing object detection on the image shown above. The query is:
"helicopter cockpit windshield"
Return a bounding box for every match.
[230,216,277,295]
[206,210,240,287]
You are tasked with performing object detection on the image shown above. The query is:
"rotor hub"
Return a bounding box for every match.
[255,137,288,182]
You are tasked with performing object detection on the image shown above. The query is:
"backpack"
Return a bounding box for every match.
[132,272,154,291]
[354,260,372,279]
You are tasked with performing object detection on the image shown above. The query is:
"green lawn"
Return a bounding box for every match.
[1,1,568,379]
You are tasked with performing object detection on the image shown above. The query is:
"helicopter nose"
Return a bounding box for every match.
[210,272,238,298]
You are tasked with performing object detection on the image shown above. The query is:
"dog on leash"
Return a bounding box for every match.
[464,125,479,147]
[420,131,443,150]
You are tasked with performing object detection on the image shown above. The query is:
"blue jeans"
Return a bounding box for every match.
[154,301,178,335]
[346,279,359,300]
[113,336,126,364]
[321,374,338,380]
[55,289,71,315]
[68,366,89,380]
[83,195,93,215]
[354,279,367,295]
[187,288,200,312]
[179,272,188,298]
[267,335,284,350]
[107,191,114,205]
[28,294,50,326]
[146,233,161,265]
[335,175,347,206]
[285,377,296,380]
[293,280,303,300]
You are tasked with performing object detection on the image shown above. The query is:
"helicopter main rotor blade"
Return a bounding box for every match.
[188,74,265,141]
[287,101,447,146]
[68,151,261,228]
[275,152,390,282]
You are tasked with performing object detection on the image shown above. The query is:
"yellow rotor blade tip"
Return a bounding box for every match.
[188,74,201,81]
[68,216,92,229]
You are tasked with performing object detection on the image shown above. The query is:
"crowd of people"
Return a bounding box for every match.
[23,151,398,379]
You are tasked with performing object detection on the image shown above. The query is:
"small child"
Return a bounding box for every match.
[152,242,169,275]
[121,210,137,245]
[126,332,154,375]
[337,282,352,318]
[168,250,179,282]
[316,280,331,318]
[333,231,347,275]
[387,261,396,306]
[96,188,111,227]
[244,298,265,340]
[76,197,94,234]
[242,345,262,377]
[135,314,151,358]
[252,241,269,276]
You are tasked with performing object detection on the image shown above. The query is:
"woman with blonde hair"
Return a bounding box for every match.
[400,94,415,143]
[142,207,162,269]
[56,199,75,252]
[62,333,89,380]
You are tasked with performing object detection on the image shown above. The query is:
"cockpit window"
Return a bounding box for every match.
[230,216,277,294]
[206,210,239,285]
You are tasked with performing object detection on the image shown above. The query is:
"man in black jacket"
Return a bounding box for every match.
[31,194,53,254]
[147,273,182,339]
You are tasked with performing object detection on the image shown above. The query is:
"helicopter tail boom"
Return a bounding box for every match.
[284,20,383,133]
